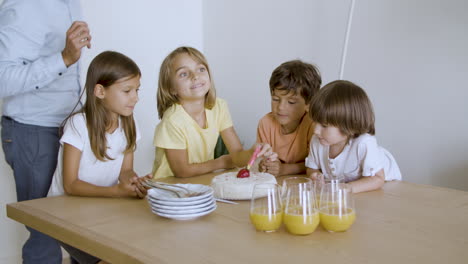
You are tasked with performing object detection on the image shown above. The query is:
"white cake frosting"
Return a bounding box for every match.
[211,171,277,200]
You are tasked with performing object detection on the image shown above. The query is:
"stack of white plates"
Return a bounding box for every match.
[147,184,216,220]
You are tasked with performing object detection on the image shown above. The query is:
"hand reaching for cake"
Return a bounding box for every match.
[254,143,278,162]
[254,143,279,175]
[237,145,262,178]
[236,144,278,178]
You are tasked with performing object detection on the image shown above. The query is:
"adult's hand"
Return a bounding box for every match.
[61,21,92,67]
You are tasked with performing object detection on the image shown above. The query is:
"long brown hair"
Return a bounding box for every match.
[309,80,375,138]
[65,51,141,161]
[156,46,216,119]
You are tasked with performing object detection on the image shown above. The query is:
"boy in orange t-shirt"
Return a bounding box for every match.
[257,60,321,176]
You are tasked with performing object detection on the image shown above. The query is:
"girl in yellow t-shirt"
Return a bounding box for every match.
[153,46,275,178]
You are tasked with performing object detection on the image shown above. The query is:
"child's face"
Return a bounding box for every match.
[314,123,348,147]
[271,89,308,133]
[170,53,211,103]
[100,75,140,119]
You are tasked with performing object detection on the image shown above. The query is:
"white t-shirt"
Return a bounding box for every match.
[48,113,140,196]
[305,133,401,182]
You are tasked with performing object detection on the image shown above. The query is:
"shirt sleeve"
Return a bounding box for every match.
[0,2,67,98]
[305,135,321,170]
[357,136,385,176]
[216,98,234,131]
[153,118,187,150]
[60,114,86,152]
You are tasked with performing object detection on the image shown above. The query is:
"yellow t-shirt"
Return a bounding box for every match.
[152,98,233,178]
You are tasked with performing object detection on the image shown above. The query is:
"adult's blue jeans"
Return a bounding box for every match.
[1,116,62,264]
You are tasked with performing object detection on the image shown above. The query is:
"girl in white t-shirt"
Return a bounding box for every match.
[48,51,150,199]
[153,46,276,178]
[305,80,401,193]
[48,51,151,264]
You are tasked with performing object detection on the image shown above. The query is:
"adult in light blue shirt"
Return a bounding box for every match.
[0,0,91,263]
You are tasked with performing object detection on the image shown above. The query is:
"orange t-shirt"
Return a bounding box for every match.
[256,112,314,164]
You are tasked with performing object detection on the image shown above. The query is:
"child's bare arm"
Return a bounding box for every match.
[306,167,321,178]
[119,152,151,198]
[306,167,324,182]
[62,144,138,198]
[221,126,277,167]
[220,126,248,167]
[220,126,243,153]
[348,169,385,193]
[165,148,232,178]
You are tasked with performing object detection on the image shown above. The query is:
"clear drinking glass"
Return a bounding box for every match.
[311,179,324,209]
[326,174,345,184]
[281,177,312,203]
[319,182,356,232]
[249,183,283,232]
[283,181,320,235]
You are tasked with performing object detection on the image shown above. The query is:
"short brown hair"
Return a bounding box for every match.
[269,60,321,104]
[157,46,216,119]
[309,80,375,138]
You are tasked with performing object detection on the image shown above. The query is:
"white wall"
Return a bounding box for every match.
[342,0,468,190]
[0,0,202,262]
[80,0,203,176]
[204,0,468,190]
[203,0,350,147]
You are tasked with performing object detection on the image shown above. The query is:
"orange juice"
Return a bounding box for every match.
[284,211,320,235]
[250,211,282,232]
[319,207,356,232]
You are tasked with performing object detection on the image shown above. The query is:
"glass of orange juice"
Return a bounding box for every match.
[283,182,320,235]
[281,177,312,204]
[319,182,356,232]
[250,183,282,232]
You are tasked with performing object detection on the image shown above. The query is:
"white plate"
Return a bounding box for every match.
[149,198,215,210]
[152,200,216,215]
[147,194,213,206]
[152,203,217,220]
[147,184,213,201]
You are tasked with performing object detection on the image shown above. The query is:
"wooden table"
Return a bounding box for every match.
[7,172,468,264]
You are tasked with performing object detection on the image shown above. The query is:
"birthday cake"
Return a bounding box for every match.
[211,171,277,200]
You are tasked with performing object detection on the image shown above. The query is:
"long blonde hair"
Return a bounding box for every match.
[157,46,216,119]
[66,51,141,161]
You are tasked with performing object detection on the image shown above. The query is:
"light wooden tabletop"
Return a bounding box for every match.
[6,172,468,264]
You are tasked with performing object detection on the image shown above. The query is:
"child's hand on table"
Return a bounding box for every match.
[131,174,152,198]
[119,172,152,198]
[259,159,281,176]
[309,171,324,185]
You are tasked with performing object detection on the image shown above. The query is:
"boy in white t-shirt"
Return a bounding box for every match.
[306,80,401,193]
